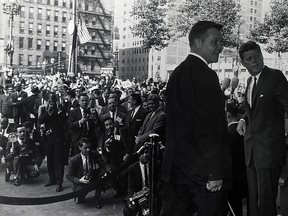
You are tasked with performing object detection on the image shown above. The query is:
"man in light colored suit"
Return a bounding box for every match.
[237,41,288,216]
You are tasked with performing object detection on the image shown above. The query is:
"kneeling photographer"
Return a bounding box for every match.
[66,138,107,209]
[123,147,162,216]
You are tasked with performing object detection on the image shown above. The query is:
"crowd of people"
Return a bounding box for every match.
[0,20,288,216]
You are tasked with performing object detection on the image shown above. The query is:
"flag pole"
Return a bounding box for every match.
[73,0,77,76]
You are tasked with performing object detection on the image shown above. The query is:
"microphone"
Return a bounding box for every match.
[221,78,231,92]
[230,77,239,95]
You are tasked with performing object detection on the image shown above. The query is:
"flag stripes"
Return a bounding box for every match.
[77,21,91,44]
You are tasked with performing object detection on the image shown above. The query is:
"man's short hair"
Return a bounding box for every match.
[67,90,76,98]
[147,94,160,103]
[239,40,261,60]
[188,21,223,47]
[78,93,88,98]
[79,137,91,147]
[103,117,114,124]
[131,92,142,105]
[23,121,34,130]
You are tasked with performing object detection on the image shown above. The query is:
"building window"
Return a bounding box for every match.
[38,8,42,19]
[62,27,66,37]
[37,39,41,50]
[29,7,34,19]
[250,16,253,21]
[46,25,50,36]
[20,22,25,33]
[54,26,58,37]
[54,11,59,22]
[46,9,51,20]
[63,0,67,7]
[37,23,42,35]
[92,17,96,26]
[20,7,25,17]
[123,35,126,39]
[251,0,253,5]
[28,55,32,66]
[45,40,50,51]
[250,8,253,13]
[28,38,33,49]
[36,55,41,67]
[47,0,50,4]
[123,27,126,31]
[255,1,257,6]
[19,37,24,48]
[122,51,125,55]
[254,9,257,14]
[62,12,67,22]
[92,31,96,40]
[85,4,88,11]
[38,0,42,3]
[54,0,58,6]
[54,41,58,51]
[19,54,24,65]
[28,23,33,34]
[62,42,66,51]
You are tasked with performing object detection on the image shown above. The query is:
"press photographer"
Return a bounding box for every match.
[66,138,107,209]
[38,92,67,192]
[4,124,40,186]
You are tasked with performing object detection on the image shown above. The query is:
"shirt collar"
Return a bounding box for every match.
[189,52,208,65]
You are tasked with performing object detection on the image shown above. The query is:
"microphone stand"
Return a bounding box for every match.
[147,133,159,216]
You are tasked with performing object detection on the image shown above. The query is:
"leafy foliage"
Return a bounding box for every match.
[170,0,242,48]
[251,0,288,54]
[130,0,173,50]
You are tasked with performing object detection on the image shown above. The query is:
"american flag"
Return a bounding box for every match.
[77,20,91,44]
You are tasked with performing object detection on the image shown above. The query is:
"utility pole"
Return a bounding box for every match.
[2,0,22,67]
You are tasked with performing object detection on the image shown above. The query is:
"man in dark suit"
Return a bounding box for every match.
[100,97,126,130]
[66,138,106,208]
[226,103,247,216]
[134,94,166,151]
[38,92,66,192]
[160,21,231,216]
[11,84,28,127]
[5,125,40,186]
[67,93,103,156]
[23,86,40,126]
[236,41,288,216]
[122,92,148,161]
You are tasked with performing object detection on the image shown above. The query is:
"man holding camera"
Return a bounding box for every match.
[5,124,40,186]
[38,92,66,192]
[67,93,103,156]
[66,138,106,208]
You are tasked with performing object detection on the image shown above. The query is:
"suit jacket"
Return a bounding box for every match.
[136,107,166,150]
[161,55,231,187]
[127,161,144,197]
[67,107,103,149]
[11,90,28,117]
[242,66,288,169]
[23,94,39,120]
[100,110,125,129]
[66,151,106,186]
[122,106,148,154]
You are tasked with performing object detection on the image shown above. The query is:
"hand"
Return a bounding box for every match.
[206,179,223,192]
[33,164,39,172]
[79,117,88,124]
[29,113,36,119]
[10,147,14,153]
[135,136,140,145]
[123,153,130,162]
[236,120,246,136]
[79,176,90,184]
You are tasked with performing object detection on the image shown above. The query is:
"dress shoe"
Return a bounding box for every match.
[13,178,21,186]
[95,201,103,209]
[5,169,11,182]
[76,197,86,204]
[44,181,56,187]
[56,184,63,192]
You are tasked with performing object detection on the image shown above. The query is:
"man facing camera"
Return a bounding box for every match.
[66,138,107,209]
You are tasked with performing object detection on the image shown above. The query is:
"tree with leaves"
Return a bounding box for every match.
[251,0,288,55]
[130,0,173,50]
[170,0,242,48]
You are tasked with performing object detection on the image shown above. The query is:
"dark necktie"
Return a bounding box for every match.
[130,109,135,121]
[251,77,257,103]
[144,164,149,187]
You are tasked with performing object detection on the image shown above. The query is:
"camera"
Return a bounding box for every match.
[126,187,149,215]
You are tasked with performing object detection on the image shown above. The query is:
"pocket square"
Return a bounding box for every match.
[260,94,264,97]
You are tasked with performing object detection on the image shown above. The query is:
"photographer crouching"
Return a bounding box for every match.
[66,138,107,209]
[4,124,40,186]
[38,92,67,192]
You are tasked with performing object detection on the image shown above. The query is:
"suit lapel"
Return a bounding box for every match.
[251,67,266,106]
